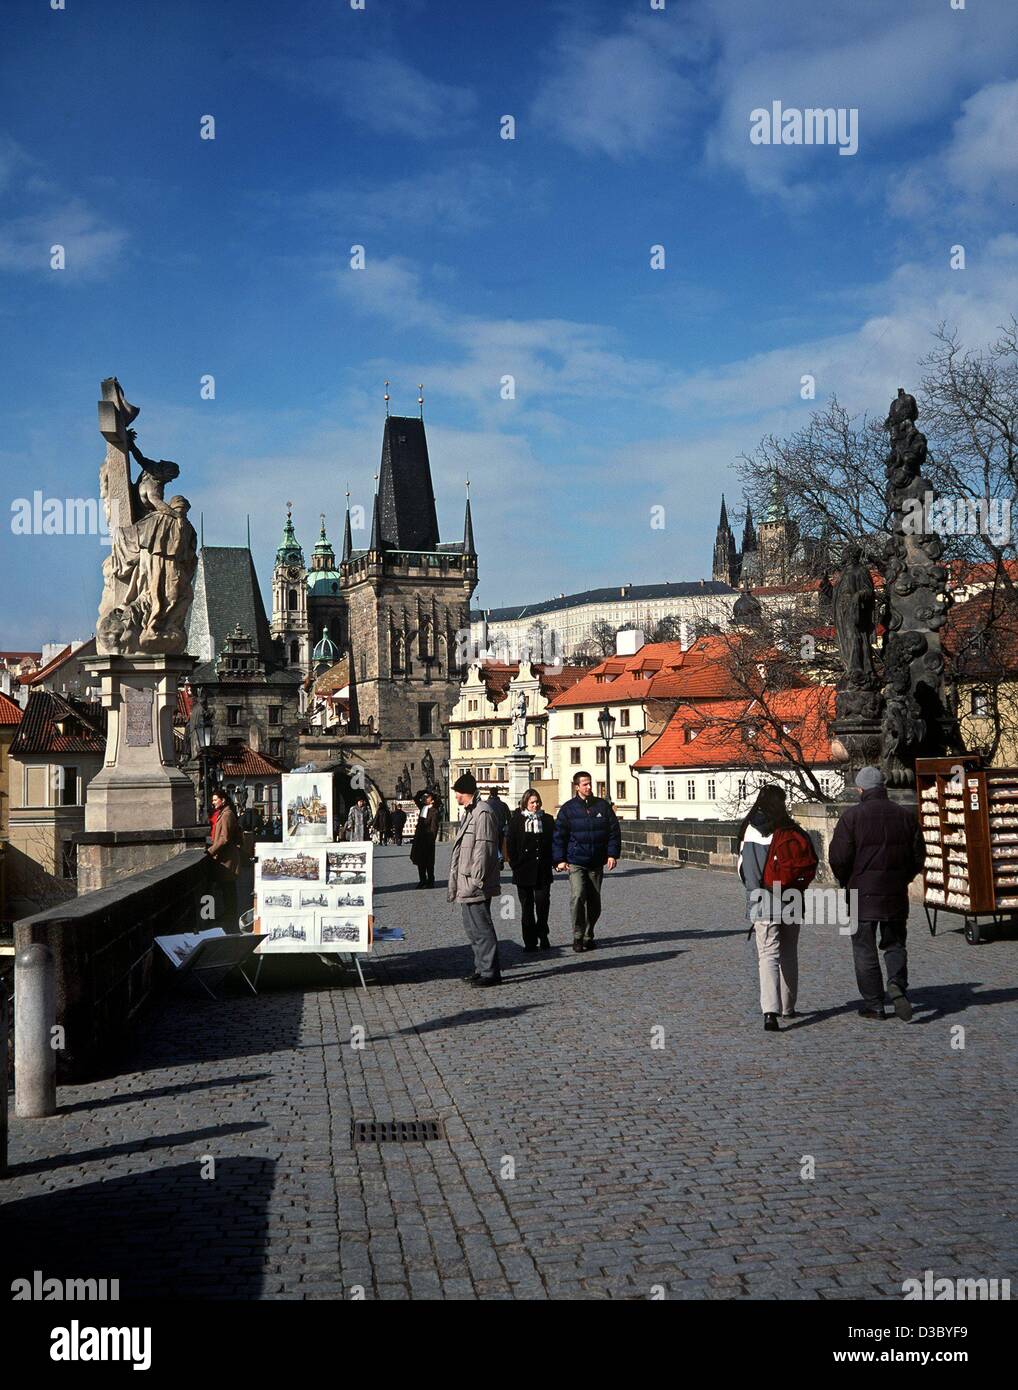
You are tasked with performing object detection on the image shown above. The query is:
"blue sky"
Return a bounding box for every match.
[2,0,1018,647]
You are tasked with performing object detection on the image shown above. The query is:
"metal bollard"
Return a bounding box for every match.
[14,943,57,1119]
[1,987,8,1174]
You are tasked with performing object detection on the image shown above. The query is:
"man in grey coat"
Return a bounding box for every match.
[449,771,503,986]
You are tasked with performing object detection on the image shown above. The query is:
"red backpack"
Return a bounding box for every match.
[762,826,818,892]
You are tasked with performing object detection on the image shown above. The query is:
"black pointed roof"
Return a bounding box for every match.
[378,416,440,551]
[463,496,475,556]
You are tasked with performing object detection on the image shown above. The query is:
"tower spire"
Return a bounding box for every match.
[384,380,390,419]
[342,486,353,562]
[369,472,382,552]
[418,383,424,419]
[463,475,475,557]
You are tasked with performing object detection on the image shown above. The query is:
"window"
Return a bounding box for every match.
[649,779,657,799]
[597,780,607,797]
[418,703,437,736]
[468,699,478,712]
[226,706,242,727]
[971,688,991,717]
[499,726,508,746]
[534,726,544,746]
[269,739,283,758]
[615,743,625,763]
[619,708,630,727]
[59,766,78,806]
[596,746,606,764]
[460,729,473,750]
[738,777,747,800]
[687,779,696,801]
[289,640,299,665]
[666,779,675,800]
[479,727,493,749]
[820,774,832,796]
[360,653,367,681]
[497,766,506,781]
[616,781,626,801]
[287,588,298,611]
[570,746,581,765]
[707,778,716,801]
[268,707,282,725]
[573,713,584,730]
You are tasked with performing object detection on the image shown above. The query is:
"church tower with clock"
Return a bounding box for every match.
[270,504,311,672]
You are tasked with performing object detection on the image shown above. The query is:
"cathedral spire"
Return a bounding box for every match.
[463,477,475,556]
[719,494,730,530]
[369,476,382,553]
[342,487,353,562]
[742,501,757,554]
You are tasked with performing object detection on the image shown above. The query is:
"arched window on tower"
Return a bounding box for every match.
[391,630,402,674]
[419,618,434,661]
[360,652,367,682]
[288,588,298,611]
[290,640,299,665]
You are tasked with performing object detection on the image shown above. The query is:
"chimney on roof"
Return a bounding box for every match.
[615,627,645,657]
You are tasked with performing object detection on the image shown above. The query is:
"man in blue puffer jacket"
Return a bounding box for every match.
[552,770,622,952]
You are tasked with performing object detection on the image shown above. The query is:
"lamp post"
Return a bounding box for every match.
[597,705,616,801]
[195,686,216,820]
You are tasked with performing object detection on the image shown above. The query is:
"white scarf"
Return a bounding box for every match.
[524,810,543,833]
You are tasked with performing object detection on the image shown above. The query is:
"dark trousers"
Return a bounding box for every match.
[852,918,908,1008]
[463,898,500,978]
[216,874,239,932]
[416,847,435,886]
[519,884,551,947]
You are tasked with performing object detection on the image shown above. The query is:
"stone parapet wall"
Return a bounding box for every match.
[620,818,742,870]
[14,848,215,1079]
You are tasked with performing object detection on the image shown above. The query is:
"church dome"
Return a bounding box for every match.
[312,626,338,666]
[733,588,763,624]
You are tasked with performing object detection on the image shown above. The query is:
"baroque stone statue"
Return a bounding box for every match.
[421,746,436,791]
[511,691,528,752]
[833,544,876,681]
[96,378,198,656]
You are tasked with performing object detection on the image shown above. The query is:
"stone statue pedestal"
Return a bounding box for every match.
[77,654,204,891]
[507,751,534,808]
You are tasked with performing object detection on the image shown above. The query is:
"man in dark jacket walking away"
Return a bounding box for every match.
[390,804,407,845]
[485,787,510,865]
[552,770,621,951]
[829,765,925,1021]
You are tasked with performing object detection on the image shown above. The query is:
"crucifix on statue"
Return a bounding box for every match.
[97,376,141,536]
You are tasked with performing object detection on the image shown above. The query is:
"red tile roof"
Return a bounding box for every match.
[0,692,24,727]
[10,692,106,755]
[219,746,287,777]
[17,637,97,687]
[943,591,1018,675]
[634,687,836,771]
[175,687,194,723]
[548,636,778,707]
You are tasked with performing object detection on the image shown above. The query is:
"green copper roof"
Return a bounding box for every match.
[313,518,334,557]
[307,569,342,597]
[312,626,338,664]
[275,509,304,565]
[760,469,786,524]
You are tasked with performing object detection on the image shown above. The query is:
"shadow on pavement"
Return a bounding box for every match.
[0,1158,275,1299]
[10,1122,269,1177]
[57,1073,273,1115]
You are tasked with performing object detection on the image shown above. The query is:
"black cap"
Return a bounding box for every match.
[453,772,478,794]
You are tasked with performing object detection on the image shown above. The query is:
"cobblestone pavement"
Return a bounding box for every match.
[4,845,1018,1300]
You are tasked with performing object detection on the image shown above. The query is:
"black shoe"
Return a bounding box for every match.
[461,973,481,983]
[584,939,596,950]
[572,941,585,953]
[521,944,539,953]
[781,1008,798,1019]
[538,937,550,950]
[858,1007,885,1021]
[470,974,502,988]
[890,992,913,1021]
[763,1013,780,1032]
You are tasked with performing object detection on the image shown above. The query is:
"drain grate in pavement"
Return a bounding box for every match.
[351,1118,445,1145]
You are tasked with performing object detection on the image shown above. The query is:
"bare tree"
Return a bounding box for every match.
[588,619,618,656]
[649,614,685,643]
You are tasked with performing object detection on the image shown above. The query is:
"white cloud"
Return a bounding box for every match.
[531,14,703,158]
[944,79,1018,196]
[0,198,127,277]
[298,53,476,139]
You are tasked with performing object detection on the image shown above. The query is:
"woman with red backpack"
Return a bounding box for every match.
[738,784,818,1032]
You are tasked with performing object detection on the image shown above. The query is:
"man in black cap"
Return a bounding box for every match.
[448,772,502,986]
[829,765,925,1021]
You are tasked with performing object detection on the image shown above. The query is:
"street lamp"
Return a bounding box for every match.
[194,687,216,819]
[597,705,616,800]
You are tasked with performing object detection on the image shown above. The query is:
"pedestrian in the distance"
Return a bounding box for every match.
[411,789,439,888]
[373,798,391,845]
[449,772,502,986]
[506,788,555,950]
[552,770,621,951]
[390,803,407,846]
[207,788,242,930]
[344,793,370,842]
[829,765,925,1022]
[738,784,818,1032]
[485,787,511,865]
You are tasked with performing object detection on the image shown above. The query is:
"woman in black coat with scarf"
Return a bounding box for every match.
[505,789,555,950]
